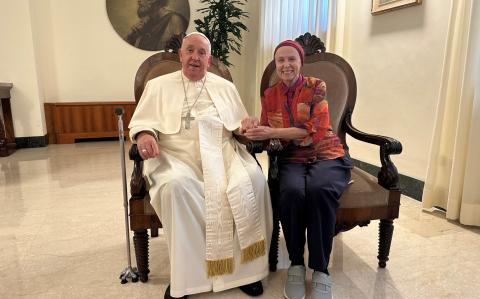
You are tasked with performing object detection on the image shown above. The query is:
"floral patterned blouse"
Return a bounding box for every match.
[260,75,346,163]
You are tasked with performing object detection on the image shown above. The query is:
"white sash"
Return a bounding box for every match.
[198,117,265,277]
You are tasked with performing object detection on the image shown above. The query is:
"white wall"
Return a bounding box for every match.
[0,0,46,137]
[40,0,255,102]
[340,0,453,180]
[0,0,257,138]
[229,0,261,114]
[41,0,155,102]
[26,0,254,103]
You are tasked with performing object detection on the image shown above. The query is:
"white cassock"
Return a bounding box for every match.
[129,71,273,298]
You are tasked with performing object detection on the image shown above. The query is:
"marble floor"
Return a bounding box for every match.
[1,141,479,299]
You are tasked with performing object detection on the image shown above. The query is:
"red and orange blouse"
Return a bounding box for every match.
[260,75,346,163]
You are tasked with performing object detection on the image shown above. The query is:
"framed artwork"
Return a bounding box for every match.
[371,0,422,15]
[106,0,190,51]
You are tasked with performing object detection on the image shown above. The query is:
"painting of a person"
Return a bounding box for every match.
[126,0,188,51]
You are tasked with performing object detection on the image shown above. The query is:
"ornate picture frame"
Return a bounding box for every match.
[371,0,422,15]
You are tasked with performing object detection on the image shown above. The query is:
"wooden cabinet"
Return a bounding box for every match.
[0,83,15,157]
[44,102,136,144]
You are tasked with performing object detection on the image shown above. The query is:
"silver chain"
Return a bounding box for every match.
[180,72,206,118]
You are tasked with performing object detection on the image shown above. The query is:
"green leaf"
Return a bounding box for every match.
[192,0,249,67]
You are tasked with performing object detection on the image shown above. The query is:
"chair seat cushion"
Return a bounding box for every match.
[339,167,389,209]
[141,168,390,215]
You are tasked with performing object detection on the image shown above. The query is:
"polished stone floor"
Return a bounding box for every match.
[1,141,479,298]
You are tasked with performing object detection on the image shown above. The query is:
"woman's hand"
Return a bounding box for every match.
[244,126,275,140]
[240,117,259,134]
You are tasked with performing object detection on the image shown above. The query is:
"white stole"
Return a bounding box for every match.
[198,117,265,277]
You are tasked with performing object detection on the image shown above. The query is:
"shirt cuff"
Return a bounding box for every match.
[130,128,158,143]
[295,124,314,146]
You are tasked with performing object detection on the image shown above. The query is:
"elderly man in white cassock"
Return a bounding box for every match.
[128,32,273,299]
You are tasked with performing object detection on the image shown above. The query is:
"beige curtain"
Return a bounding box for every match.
[422,0,480,226]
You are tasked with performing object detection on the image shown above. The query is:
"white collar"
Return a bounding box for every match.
[181,71,207,85]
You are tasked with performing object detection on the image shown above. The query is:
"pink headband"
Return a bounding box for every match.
[274,40,305,65]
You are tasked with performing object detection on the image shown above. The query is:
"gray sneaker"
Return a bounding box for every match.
[311,271,332,299]
[283,265,306,299]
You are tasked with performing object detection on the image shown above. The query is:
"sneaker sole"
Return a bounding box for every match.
[283,288,305,299]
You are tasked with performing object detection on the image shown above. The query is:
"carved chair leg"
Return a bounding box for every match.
[268,177,280,272]
[133,229,150,282]
[269,220,280,272]
[377,219,394,268]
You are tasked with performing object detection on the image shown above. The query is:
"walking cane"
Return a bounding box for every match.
[115,108,139,284]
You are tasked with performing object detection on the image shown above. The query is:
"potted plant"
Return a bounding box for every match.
[194,0,249,67]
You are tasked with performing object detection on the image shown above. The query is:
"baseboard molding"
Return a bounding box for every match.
[15,135,48,148]
[352,158,424,202]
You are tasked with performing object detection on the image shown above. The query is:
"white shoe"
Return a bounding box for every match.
[283,265,306,299]
[311,271,332,299]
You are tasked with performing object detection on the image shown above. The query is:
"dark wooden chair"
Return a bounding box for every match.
[128,34,232,282]
[259,33,403,271]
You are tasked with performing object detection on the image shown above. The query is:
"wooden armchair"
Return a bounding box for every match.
[256,33,403,271]
[128,34,232,282]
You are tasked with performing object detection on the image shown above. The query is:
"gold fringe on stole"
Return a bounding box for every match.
[241,239,266,263]
[206,258,234,277]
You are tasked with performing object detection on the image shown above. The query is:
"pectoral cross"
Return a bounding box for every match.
[182,112,195,129]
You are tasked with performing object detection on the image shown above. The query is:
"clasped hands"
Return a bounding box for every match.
[137,117,272,161]
[240,117,273,140]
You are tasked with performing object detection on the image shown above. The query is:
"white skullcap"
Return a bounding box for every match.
[183,32,211,53]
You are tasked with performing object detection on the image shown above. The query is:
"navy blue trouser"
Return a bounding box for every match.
[278,156,352,272]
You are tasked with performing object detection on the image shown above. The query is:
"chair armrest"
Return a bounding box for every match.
[233,134,268,154]
[233,133,250,146]
[247,140,269,154]
[344,112,403,189]
[129,144,147,199]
